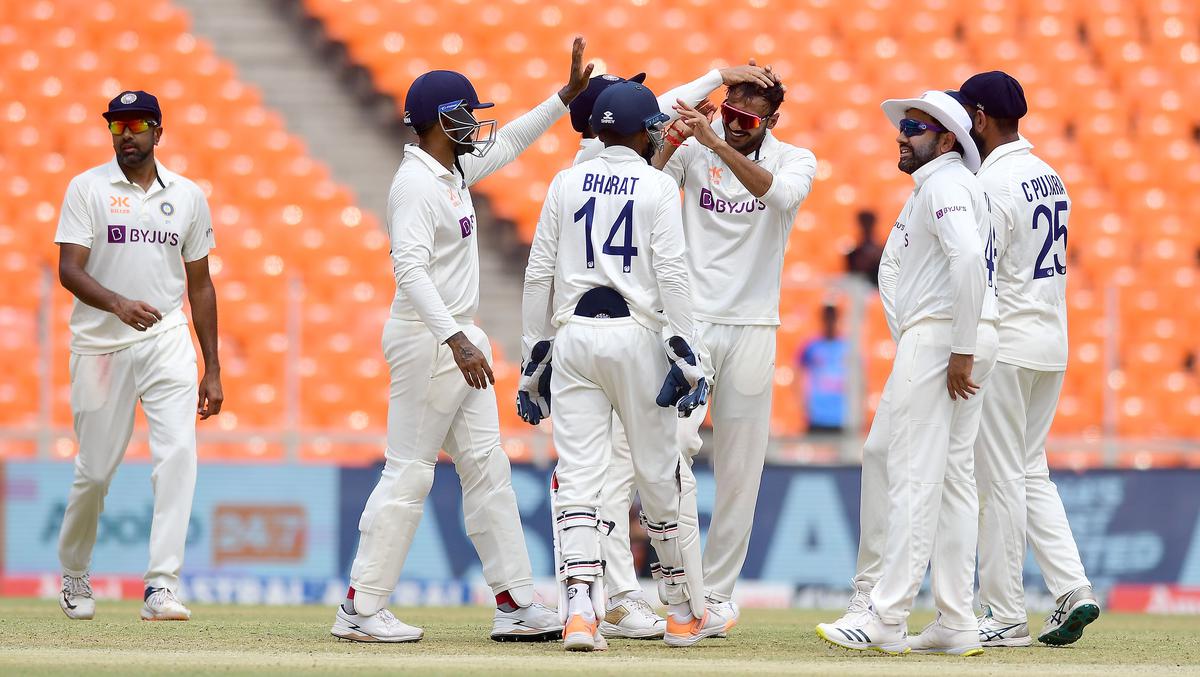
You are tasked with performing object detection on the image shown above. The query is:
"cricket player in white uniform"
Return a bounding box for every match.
[567,62,779,639]
[331,39,592,643]
[951,72,1099,648]
[519,80,730,651]
[55,90,222,622]
[598,77,814,630]
[817,90,996,656]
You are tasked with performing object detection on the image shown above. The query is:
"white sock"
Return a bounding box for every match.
[567,583,594,620]
[668,601,694,623]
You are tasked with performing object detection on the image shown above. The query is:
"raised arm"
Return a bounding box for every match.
[461,37,593,186]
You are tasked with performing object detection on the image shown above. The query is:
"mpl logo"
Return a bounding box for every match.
[108,225,126,243]
[459,215,475,238]
[212,504,307,564]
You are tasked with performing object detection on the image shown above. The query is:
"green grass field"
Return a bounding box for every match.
[1,599,1198,676]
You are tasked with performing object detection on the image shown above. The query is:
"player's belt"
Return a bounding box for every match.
[574,286,630,319]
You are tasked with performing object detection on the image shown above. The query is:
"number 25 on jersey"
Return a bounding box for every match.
[1033,200,1068,280]
[574,197,638,273]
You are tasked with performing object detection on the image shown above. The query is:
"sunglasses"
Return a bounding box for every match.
[898,118,947,138]
[720,101,771,130]
[108,119,158,135]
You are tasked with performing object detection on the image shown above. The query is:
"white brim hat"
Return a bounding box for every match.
[881,90,981,172]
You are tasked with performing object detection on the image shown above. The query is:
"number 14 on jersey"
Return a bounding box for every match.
[574,197,638,273]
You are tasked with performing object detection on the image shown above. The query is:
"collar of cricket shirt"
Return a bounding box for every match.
[404,143,455,180]
[910,150,963,188]
[977,135,1034,175]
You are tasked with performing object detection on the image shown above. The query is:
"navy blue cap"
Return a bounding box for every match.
[949,71,1027,120]
[570,72,648,134]
[103,90,161,122]
[403,70,494,128]
[590,81,667,136]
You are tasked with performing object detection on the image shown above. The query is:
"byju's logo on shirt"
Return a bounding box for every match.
[935,205,967,219]
[107,224,179,246]
[459,215,475,238]
[699,188,765,214]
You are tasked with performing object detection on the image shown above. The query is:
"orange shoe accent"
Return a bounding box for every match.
[563,613,598,651]
[565,613,598,637]
[666,613,703,637]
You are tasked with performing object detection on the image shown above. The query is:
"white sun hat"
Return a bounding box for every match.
[881,89,980,172]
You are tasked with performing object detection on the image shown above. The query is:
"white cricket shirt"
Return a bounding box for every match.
[572,69,725,166]
[876,152,989,354]
[662,124,816,325]
[54,157,214,355]
[976,138,1069,371]
[523,146,694,351]
[388,93,568,343]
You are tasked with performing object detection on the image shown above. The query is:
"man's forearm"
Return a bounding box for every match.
[189,284,220,371]
[61,267,122,314]
[713,142,773,196]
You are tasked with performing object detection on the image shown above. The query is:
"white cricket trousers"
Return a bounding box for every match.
[348,320,533,608]
[869,319,998,630]
[552,317,703,611]
[600,321,774,602]
[58,324,197,591]
[975,363,1090,624]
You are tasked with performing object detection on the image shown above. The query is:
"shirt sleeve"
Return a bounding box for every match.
[656,69,723,120]
[521,172,563,361]
[650,176,694,342]
[877,226,903,343]
[54,176,93,248]
[927,178,986,354]
[460,93,569,187]
[181,185,215,262]
[759,146,817,213]
[389,175,460,343]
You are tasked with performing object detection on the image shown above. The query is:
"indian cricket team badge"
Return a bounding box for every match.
[448,187,462,207]
[120,92,138,104]
[709,166,723,186]
[160,201,175,216]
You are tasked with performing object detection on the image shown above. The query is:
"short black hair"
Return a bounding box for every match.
[992,116,1019,134]
[951,139,966,157]
[726,81,785,115]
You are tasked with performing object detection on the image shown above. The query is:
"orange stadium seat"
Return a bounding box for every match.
[3,0,1197,466]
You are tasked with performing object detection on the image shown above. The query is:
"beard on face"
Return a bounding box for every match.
[897,136,939,174]
[969,128,986,154]
[117,142,151,168]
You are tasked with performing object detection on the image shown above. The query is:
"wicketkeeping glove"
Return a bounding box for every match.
[516,339,553,425]
[656,336,708,418]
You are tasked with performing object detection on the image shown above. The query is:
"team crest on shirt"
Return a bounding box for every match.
[160,201,175,216]
[709,166,723,185]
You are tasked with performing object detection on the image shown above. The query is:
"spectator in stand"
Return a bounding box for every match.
[846,209,884,286]
[794,304,848,433]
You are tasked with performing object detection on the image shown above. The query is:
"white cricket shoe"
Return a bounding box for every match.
[600,596,665,639]
[708,598,740,638]
[330,605,423,642]
[1037,585,1100,646]
[909,614,984,656]
[140,588,191,621]
[977,607,1032,647]
[490,602,562,642]
[836,582,872,624]
[663,604,735,647]
[815,607,909,655]
[60,574,95,620]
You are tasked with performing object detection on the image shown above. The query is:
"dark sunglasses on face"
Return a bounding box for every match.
[720,101,770,130]
[898,117,947,138]
[108,119,159,135]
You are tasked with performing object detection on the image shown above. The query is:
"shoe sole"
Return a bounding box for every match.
[563,632,596,651]
[60,603,94,621]
[490,629,562,643]
[598,621,664,640]
[911,646,985,656]
[1039,604,1100,646]
[141,612,189,621]
[331,628,422,643]
[981,636,1033,648]
[664,619,736,647]
[815,626,910,655]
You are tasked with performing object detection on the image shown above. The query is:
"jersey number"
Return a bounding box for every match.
[1032,200,1068,280]
[573,197,638,272]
